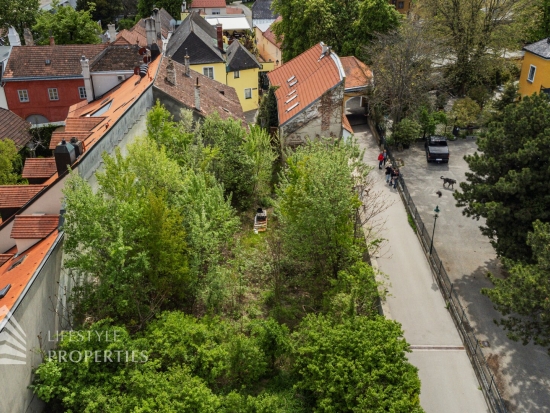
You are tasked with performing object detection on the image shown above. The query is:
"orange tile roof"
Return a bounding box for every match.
[226,6,243,14]
[21,158,57,180]
[267,42,344,126]
[10,215,59,239]
[0,186,46,208]
[342,114,353,133]
[0,254,14,266]
[263,16,282,48]
[113,29,147,47]
[190,0,226,8]
[49,131,91,150]
[340,56,372,90]
[64,117,106,131]
[0,230,59,322]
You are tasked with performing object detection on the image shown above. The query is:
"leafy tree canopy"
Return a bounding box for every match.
[77,0,124,26]
[454,93,550,261]
[137,0,181,19]
[450,97,481,128]
[0,139,22,184]
[272,0,401,61]
[0,0,39,37]
[392,118,422,145]
[482,220,550,353]
[33,0,101,45]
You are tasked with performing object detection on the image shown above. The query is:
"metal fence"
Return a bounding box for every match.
[384,145,508,413]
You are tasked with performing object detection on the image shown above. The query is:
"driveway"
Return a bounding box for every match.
[396,138,550,413]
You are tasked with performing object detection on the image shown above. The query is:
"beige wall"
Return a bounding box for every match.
[254,27,281,65]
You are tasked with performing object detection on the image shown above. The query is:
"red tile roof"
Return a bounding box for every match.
[154,57,246,123]
[21,158,57,179]
[10,215,59,239]
[340,56,372,90]
[3,44,107,80]
[263,16,282,48]
[0,109,32,150]
[0,254,14,267]
[190,0,226,8]
[226,6,244,14]
[49,131,92,150]
[267,42,344,125]
[64,117,106,131]
[0,186,46,208]
[113,29,147,47]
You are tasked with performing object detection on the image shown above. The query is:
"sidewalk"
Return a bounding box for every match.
[355,123,489,413]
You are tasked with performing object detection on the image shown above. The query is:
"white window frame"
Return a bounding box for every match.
[245,88,252,99]
[203,67,214,80]
[48,88,59,101]
[234,70,240,79]
[527,65,536,83]
[78,87,87,100]
[18,89,29,102]
[212,8,220,14]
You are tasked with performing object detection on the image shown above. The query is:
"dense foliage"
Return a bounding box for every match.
[0,0,39,37]
[482,220,550,353]
[272,0,401,61]
[0,139,22,184]
[455,93,550,261]
[137,0,181,19]
[33,0,101,45]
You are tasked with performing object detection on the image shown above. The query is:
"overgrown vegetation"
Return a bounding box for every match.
[32,102,423,412]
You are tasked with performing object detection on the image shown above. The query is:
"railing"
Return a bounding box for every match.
[384,144,508,413]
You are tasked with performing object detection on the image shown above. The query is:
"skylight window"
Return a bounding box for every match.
[8,255,27,271]
[285,95,297,104]
[287,75,296,83]
[91,101,112,117]
[289,80,298,87]
[286,102,299,112]
[287,89,297,96]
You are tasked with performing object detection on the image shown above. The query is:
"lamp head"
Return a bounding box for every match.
[434,205,440,214]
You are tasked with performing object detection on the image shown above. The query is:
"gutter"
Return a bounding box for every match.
[3,75,84,82]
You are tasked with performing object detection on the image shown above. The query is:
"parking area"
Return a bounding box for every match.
[396,138,550,413]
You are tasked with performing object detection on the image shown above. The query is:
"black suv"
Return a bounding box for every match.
[425,135,449,163]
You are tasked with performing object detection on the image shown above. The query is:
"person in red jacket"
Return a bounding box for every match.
[378,152,384,169]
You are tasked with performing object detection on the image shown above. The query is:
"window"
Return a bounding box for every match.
[78,87,87,100]
[234,70,240,79]
[18,89,29,102]
[397,1,404,8]
[203,67,214,80]
[212,8,220,14]
[245,88,252,99]
[527,65,536,83]
[48,88,59,101]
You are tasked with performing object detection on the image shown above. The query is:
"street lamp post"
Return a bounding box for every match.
[429,205,440,255]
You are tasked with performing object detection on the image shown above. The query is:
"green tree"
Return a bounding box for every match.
[450,97,481,128]
[137,0,180,19]
[482,220,550,353]
[392,118,422,146]
[77,0,124,26]
[0,0,39,37]
[276,139,364,278]
[454,93,550,261]
[0,139,21,184]
[258,86,279,130]
[243,125,277,205]
[63,139,190,330]
[292,314,423,412]
[33,0,101,45]
[272,0,401,62]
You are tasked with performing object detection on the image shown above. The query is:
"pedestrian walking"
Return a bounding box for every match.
[392,168,400,189]
[378,152,384,169]
[383,150,388,165]
[385,163,393,183]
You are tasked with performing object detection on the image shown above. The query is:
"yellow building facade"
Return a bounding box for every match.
[519,40,550,97]
[190,62,227,84]
[226,67,260,112]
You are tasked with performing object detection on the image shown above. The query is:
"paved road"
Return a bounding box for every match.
[354,123,489,413]
[397,139,550,413]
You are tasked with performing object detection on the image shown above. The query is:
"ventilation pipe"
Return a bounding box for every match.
[195,77,201,111]
[80,56,94,103]
[108,24,116,43]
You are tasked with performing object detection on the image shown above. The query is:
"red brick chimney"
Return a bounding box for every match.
[216,24,223,51]
[49,35,55,46]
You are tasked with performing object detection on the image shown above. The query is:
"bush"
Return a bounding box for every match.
[392,118,422,146]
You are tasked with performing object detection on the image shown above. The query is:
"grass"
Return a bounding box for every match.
[407,213,417,233]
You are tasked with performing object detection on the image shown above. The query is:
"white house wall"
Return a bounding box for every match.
[91,72,133,98]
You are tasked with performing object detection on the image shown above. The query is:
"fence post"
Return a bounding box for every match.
[449,283,454,298]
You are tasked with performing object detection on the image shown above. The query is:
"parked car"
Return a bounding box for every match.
[425,135,449,163]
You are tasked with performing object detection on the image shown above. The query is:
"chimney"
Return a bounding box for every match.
[23,28,34,46]
[49,35,55,46]
[145,17,156,46]
[165,59,176,85]
[80,56,94,103]
[70,137,83,158]
[54,139,76,176]
[107,24,116,43]
[7,27,21,46]
[153,7,161,40]
[184,48,190,76]
[195,77,201,112]
[216,24,223,51]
